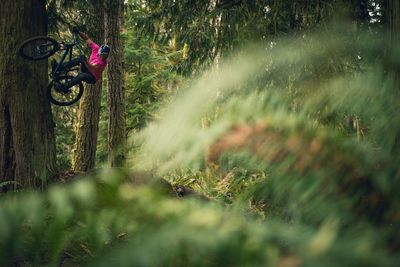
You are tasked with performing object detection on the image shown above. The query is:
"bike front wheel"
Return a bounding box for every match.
[47,76,84,106]
[19,36,60,60]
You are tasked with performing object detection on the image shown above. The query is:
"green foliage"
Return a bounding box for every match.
[53,107,78,171]
[124,29,183,133]
[128,20,400,263]
[0,169,398,266]
[131,0,383,73]
[95,92,108,164]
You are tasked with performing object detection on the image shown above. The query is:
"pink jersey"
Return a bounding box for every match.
[87,40,108,81]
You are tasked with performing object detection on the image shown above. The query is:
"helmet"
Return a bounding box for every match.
[99,44,110,56]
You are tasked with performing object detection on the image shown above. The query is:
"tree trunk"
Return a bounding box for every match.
[73,0,105,172]
[384,0,400,179]
[385,0,400,86]
[0,0,57,189]
[385,0,400,42]
[105,0,126,167]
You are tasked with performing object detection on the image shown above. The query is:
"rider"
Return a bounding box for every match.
[54,27,110,92]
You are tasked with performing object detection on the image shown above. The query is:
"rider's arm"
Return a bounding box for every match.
[77,31,89,41]
[77,31,94,46]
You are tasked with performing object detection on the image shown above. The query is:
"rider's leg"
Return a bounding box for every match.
[62,71,96,88]
[80,65,96,84]
[52,57,82,73]
[54,72,91,92]
[62,57,83,69]
[54,63,96,92]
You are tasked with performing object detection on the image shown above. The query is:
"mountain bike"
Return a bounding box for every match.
[18,29,85,106]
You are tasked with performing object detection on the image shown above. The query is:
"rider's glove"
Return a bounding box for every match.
[72,26,80,34]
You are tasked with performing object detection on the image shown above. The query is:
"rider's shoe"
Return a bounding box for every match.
[54,82,71,94]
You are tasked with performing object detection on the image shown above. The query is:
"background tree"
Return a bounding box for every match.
[384,0,400,82]
[0,0,57,189]
[105,0,126,167]
[72,0,105,172]
[383,0,400,207]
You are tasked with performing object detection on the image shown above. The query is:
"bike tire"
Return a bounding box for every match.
[47,75,84,106]
[19,36,60,61]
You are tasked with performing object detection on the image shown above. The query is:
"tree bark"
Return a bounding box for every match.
[73,0,105,172]
[384,0,400,189]
[385,0,400,42]
[0,0,57,189]
[384,0,400,86]
[105,0,126,167]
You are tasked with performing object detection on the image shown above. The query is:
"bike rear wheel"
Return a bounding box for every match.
[47,75,84,106]
[19,36,60,60]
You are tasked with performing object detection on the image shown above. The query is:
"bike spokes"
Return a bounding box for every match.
[47,76,84,106]
[19,37,59,61]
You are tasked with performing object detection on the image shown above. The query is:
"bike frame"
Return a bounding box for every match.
[50,33,85,80]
